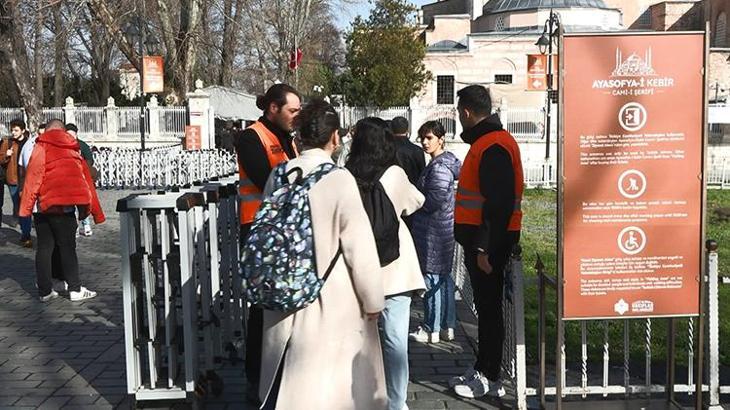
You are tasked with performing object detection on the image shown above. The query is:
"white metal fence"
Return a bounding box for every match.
[451,241,727,409]
[93,146,237,189]
[0,104,186,143]
[335,105,411,129]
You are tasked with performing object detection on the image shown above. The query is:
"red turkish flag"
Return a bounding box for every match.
[289,48,303,70]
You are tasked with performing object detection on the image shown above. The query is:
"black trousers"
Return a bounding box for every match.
[241,223,263,387]
[463,242,513,381]
[34,213,81,296]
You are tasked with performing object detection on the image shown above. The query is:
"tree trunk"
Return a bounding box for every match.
[0,0,43,129]
[34,3,45,105]
[219,0,243,86]
[178,0,204,96]
[53,2,65,106]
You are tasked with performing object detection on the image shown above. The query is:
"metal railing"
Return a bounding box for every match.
[335,106,411,128]
[93,146,237,189]
[451,243,528,409]
[451,239,727,409]
[501,107,545,142]
[0,105,186,142]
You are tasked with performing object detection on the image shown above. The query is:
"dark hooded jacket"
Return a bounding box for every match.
[411,151,462,275]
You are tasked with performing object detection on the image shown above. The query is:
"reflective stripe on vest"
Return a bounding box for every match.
[238,121,293,225]
[454,129,524,231]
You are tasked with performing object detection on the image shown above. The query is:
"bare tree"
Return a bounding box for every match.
[53,0,66,106]
[0,0,44,128]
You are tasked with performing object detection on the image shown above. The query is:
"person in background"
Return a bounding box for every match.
[450,85,524,399]
[390,116,425,186]
[233,83,301,404]
[258,100,386,410]
[1,119,32,245]
[65,124,94,237]
[332,127,351,166]
[346,117,425,410]
[408,121,462,344]
[19,119,104,302]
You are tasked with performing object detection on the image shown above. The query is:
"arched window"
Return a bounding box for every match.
[715,12,728,48]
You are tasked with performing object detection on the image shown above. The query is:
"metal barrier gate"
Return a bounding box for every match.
[118,176,246,406]
[450,239,727,409]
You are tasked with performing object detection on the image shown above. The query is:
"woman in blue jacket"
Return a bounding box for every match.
[409,121,462,344]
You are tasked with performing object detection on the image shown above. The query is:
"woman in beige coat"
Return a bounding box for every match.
[258,100,387,409]
[345,118,426,410]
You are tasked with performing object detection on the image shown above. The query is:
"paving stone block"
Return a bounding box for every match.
[407,399,447,409]
[38,396,72,409]
[12,396,47,406]
[66,395,100,405]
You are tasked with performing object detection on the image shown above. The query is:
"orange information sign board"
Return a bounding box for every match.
[185,125,202,151]
[561,33,705,319]
[527,54,558,91]
[143,56,164,93]
[527,54,548,91]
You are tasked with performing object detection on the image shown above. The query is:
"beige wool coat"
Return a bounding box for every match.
[379,166,427,296]
[259,149,388,410]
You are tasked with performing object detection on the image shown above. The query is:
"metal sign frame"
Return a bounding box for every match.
[555,29,710,409]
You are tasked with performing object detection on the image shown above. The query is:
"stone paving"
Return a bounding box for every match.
[0,189,505,410]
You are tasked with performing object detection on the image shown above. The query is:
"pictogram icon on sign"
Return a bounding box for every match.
[617,226,647,255]
[619,102,647,132]
[618,169,647,199]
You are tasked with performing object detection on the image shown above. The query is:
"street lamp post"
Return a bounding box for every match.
[535,9,560,160]
[125,12,158,181]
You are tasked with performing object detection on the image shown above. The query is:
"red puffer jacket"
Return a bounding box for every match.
[19,129,105,223]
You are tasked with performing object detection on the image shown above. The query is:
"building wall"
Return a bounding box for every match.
[709,0,730,47]
[602,0,662,29]
[650,1,704,31]
[426,15,472,45]
[709,50,730,102]
[416,36,545,110]
[422,0,468,26]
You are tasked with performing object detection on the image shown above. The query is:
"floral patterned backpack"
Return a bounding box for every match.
[241,162,341,312]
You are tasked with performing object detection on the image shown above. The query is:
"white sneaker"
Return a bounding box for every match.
[69,286,97,301]
[408,327,440,343]
[82,225,93,236]
[440,328,455,341]
[449,367,477,388]
[453,372,506,398]
[40,290,59,302]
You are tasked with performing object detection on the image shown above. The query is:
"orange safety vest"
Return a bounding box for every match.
[455,129,524,231]
[238,121,295,224]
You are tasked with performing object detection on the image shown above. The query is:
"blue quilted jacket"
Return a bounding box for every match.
[410,151,462,275]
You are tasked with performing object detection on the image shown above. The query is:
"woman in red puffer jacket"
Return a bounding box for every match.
[19,120,105,302]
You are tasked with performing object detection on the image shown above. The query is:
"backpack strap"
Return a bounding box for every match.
[321,246,342,282]
[270,162,290,191]
[302,162,338,190]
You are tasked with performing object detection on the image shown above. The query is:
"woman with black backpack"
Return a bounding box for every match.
[346,117,426,410]
[254,100,388,410]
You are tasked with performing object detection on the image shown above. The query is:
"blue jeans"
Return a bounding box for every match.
[423,273,457,333]
[6,184,31,238]
[379,294,411,410]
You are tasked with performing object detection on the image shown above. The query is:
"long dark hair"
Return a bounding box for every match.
[296,99,340,149]
[345,117,397,183]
